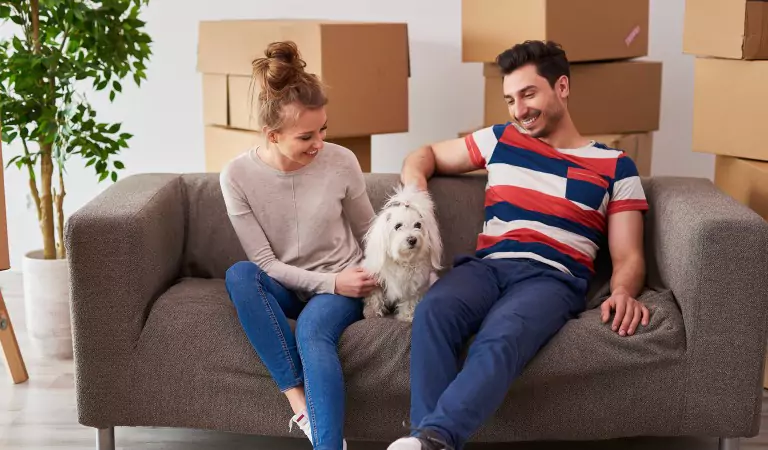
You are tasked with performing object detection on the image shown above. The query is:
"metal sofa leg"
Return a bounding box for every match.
[97,427,115,450]
[719,437,740,450]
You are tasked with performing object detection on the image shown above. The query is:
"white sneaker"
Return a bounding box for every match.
[289,410,313,444]
[387,437,424,449]
[290,410,349,449]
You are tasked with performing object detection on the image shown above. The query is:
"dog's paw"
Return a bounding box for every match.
[395,304,416,322]
[363,303,387,319]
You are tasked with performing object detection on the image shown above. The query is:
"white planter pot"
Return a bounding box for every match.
[22,250,73,360]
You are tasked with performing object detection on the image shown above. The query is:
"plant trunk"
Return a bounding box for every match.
[55,167,66,259]
[39,144,56,260]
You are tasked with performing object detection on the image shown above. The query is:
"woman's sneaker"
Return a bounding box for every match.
[387,428,453,450]
[289,410,349,449]
[289,410,313,444]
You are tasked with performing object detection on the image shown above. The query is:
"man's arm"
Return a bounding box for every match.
[401,137,481,190]
[600,210,650,336]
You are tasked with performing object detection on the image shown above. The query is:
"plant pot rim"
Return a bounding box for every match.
[23,250,68,261]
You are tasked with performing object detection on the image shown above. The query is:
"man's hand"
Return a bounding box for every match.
[600,286,650,337]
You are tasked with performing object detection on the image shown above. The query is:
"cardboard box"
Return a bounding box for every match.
[203,126,372,173]
[202,74,228,127]
[684,0,768,60]
[589,133,653,177]
[197,20,409,138]
[458,128,652,176]
[483,60,662,135]
[714,156,768,221]
[0,140,10,271]
[462,0,649,63]
[692,58,768,161]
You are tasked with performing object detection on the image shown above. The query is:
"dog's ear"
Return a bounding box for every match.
[362,210,390,275]
[410,190,443,272]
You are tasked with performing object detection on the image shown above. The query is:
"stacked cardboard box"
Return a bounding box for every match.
[684,0,768,223]
[197,20,411,172]
[684,0,768,388]
[462,0,661,174]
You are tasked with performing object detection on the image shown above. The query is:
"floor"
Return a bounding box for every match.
[1,271,766,450]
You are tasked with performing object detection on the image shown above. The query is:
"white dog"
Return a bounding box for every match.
[361,184,443,322]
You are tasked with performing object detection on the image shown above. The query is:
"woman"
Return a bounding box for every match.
[220,41,377,450]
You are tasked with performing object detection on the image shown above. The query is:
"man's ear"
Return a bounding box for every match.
[556,75,570,100]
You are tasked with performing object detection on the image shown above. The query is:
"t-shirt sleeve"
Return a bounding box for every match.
[464,123,508,168]
[607,153,649,215]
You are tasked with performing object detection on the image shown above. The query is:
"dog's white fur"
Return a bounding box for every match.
[361,184,443,322]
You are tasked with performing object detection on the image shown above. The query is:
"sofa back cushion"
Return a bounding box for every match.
[178,171,642,306]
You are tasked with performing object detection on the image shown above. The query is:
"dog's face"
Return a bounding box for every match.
[385,206,429,264]
[363,184,443,275]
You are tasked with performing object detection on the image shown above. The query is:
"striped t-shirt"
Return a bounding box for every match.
[465,122,649,282]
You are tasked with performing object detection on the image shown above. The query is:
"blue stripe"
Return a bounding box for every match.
[476,239,592,281]
[485,202,606,246]
[488,144,574,178]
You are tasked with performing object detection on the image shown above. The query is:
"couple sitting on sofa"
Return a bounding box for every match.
[218,38,651,450]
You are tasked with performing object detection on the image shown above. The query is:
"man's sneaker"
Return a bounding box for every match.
[289,410,349,449]
[387,428,453,450]
[289,410,313,444]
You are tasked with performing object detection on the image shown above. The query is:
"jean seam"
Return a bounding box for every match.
[256,269,302,388]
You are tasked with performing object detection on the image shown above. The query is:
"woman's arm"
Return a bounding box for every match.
[342,164,375,245]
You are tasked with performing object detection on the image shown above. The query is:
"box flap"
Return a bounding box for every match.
[744,1,768,59]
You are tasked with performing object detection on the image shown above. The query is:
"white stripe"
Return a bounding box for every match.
[598,192,610,215]
[487,163,567,199]
[613,176,646,201]
[482,251,573,276]
[558,145,622,159]
[484,218,598,260]
[472,126,498,163]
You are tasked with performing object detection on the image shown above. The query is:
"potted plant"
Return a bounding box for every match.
[0,0,152,358]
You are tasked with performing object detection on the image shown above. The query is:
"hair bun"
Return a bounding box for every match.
[253,41,307,97]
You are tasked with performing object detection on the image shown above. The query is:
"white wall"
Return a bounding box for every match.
[1,0,713,270]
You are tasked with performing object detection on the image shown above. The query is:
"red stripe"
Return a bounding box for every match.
[465,134,485,168]
[477,228,595,273]
[567,167,609,189]
[485,185,606,233]
[499,125,617,177]
[607,199,649,215]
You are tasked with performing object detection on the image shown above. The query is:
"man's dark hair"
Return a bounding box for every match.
[495,40,570,88]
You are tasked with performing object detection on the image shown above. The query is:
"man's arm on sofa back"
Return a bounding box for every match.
[64,173,185,426]
[646,177,768,437]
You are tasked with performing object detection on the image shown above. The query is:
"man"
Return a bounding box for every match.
[387,40,651,450]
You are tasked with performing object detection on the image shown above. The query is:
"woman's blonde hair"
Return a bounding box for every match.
[250,41,328,132]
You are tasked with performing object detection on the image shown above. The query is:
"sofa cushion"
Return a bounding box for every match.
[136,276,684,399]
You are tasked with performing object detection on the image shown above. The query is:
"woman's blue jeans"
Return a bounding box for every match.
[225,261,362,450]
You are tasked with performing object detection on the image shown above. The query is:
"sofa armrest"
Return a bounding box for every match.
[645,177,768,436]
[65,173,185,426]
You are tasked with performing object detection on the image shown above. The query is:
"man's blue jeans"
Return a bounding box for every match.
[410,256,588,449]
[225,261,362,450]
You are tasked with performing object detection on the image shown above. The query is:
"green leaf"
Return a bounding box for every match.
[114,160,125,169]
[109,90,115,102]
[108,123,121,133]
[119,132,133,140]
[0,5,11,18]
[112,81,122,92]
[99,171,108,182]
[111,171,118,182]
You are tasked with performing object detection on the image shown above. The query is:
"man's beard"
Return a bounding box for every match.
[528,104,565,139]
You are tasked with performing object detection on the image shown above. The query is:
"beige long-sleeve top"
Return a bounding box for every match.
[219,143,375,297]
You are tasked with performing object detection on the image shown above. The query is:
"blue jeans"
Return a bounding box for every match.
[410,256,588,449]
[225,261,362,450]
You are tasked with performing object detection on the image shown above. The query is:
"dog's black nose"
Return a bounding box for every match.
[407,237,417,247]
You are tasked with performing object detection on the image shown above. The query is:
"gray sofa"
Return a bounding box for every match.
[65,172,768,449]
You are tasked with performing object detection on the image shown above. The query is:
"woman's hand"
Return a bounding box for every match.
[334,267,378,298]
